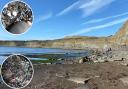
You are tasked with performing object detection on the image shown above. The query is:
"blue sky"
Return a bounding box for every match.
[0,0,128,40]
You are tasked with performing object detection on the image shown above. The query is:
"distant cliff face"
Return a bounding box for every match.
[0,37,109,49]
[50,37,109,49]
[0,21,128,49]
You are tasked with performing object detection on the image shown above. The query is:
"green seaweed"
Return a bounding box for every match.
[31,59,60,63]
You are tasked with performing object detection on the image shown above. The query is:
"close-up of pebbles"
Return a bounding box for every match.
[1,55,34,89]
[1,0,33,34]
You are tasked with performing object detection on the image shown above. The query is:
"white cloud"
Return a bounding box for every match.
[56,0,115,17]
[79,0,115,17]
[56,1,79,16]
[35,12,53,23]
[64,17,128,36]
[82,12,128,25]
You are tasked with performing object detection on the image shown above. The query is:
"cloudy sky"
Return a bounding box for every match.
[0,0,128,40]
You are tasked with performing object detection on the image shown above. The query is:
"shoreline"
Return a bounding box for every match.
[1,47,128,89]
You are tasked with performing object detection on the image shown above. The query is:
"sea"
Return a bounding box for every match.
[0,46,88,64]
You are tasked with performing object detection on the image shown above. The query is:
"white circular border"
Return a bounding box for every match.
[0,54,34,89]
[0,0,34,35]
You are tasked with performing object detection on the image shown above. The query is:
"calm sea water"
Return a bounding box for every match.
[0,46,88,64]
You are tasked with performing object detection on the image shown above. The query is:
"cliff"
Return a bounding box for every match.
[113,21,128,45]
[0,37,109,49]
[0,20,128,49]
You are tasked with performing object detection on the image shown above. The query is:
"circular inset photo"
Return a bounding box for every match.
[1,0,33,34]
[1,54,34,89]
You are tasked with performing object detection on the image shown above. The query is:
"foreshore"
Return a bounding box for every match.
[1,46,128,89]
[1,62,128,89]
